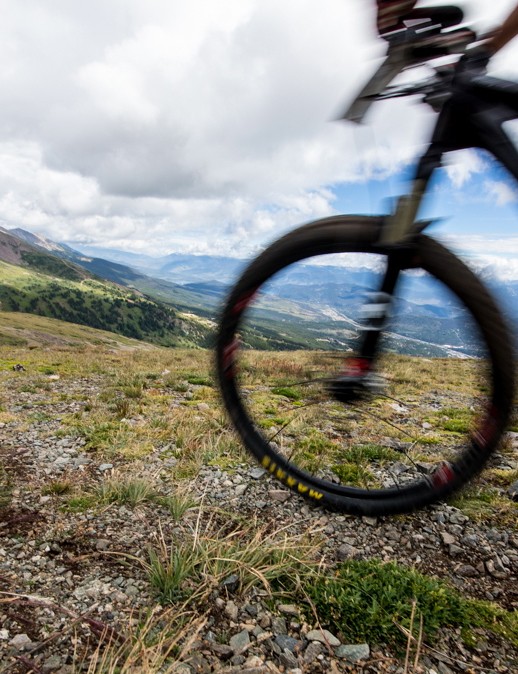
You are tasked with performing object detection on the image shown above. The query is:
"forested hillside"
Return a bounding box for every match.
[0,258,212,348]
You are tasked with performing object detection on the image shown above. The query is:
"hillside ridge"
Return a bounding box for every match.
[0,229,213,347]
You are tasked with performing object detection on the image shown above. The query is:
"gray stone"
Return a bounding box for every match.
[440,532,456,546]
[507,480,518,501]
[42,655,62,672]
[266,637,282,656]
[208,642,233,659]
[98,463,113,472]
[73,456,91,466]
[335,643,370,662]
[337,543,359,561]
[9,633,33,650]
[486,558,508,578]
[279,648,299,669]
[274,635,300,653]
[230,654,246,666]
[271,616,287,635]
[305,629,341,647]
[224,600,239,621]
[221,574,240,593]
[448,511,468,525]
[277,603,299,617]
[250,467,266,479]
[185,652,211,673]
[268,489,290,502]
[244,656,264,668]
[457,564,479,577]
[227,667,266,674]
[391,461,410,475]
[125,584,139,597]
[258,614,271,629]
[303,640,323,664]
[229,629,250,653]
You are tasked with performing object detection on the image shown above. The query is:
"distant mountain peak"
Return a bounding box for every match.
[9,228,66,253]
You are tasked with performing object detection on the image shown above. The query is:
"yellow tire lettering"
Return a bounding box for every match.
[260,461,323,500]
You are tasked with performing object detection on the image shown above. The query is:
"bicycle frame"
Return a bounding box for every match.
[216,8,517,515]
[356,62,518,361]
[384,73,518,243]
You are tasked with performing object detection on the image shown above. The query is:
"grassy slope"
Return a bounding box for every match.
[0,311,161,349]
[0,338,516,672]
[0,261,213,348]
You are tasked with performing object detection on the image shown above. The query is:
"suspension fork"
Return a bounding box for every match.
[358,142,441,365]
[357,179,427,363]
[358,249,407,361]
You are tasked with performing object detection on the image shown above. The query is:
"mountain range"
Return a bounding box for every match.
[0,227,213,347]
[72,243,247,285]
[0,226,516,357]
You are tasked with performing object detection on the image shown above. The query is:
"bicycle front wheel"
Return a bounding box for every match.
[216,216,514,516]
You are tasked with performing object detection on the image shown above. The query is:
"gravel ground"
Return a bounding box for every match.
[0,369,517,673]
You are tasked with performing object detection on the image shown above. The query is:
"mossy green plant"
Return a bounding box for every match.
[306,559,518,650]
[331,462,376,487]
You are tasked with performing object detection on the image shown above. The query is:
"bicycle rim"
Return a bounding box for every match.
[216,217,514,516]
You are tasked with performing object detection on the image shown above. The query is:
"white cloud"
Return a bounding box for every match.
[444,150,487,188]
[433,234,518,280]
[0,0,516,255]
[441,234,518,255]
[484,179,518,206]
[472,255,518,282]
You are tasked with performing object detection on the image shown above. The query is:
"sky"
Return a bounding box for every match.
[0,0,518,279]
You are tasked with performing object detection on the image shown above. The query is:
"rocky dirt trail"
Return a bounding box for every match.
[0,354,517,674]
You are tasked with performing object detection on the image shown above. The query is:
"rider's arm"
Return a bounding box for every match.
[486,3,518,53]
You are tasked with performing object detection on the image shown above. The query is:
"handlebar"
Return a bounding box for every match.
[341,18,485,123]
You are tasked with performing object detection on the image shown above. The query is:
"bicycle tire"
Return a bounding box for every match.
[216,215,514,516]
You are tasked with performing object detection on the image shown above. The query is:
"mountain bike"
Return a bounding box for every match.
[216,7,516,516]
